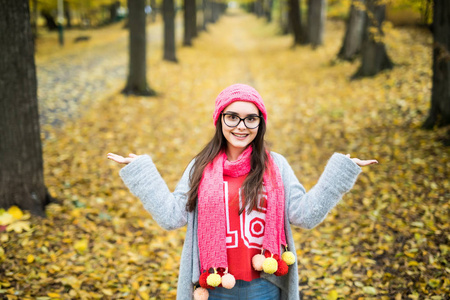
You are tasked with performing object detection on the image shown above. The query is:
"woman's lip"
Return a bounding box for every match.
[232,132,249,139]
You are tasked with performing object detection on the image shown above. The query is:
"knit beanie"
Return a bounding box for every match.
[213,84,267,126]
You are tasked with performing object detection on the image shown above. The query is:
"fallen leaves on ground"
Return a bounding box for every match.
[1,9,449,300]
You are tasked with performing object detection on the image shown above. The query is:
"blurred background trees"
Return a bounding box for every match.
[1,0,447,215]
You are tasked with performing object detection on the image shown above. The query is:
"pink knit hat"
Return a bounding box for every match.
[213,84,267,126]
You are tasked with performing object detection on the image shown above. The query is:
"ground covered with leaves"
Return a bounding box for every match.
[1,9,449,300]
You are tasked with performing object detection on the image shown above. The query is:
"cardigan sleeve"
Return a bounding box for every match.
[119,155,194,230]
[273,152,362,229]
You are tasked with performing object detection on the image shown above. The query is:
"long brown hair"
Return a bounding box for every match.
[186,116,268,214]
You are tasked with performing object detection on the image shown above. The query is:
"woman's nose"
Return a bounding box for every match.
[236,120,246,129]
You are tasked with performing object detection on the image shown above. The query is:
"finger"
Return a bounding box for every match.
[346,154,350,158]
[362,160,378,165]
[354,159,378,166]
[107,153,122,160]
[129,153,137,158]
[107,153,126,163]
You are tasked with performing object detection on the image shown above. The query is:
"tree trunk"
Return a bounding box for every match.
[353,0,393,78]
[151,0,157,22]
[109,1,120,23]
[204,0,213,24]
[201,0,208,30]
[163,0,178,62]
[211,1,219,23]
[423,0,450,128]
[337,0,366,61]
[183,0,197,46]
[32,0,38,39]
[41,9,58,30]
[279,0,290,34]
[255,0,264,17]
[123,0,155,96]
[288,0,305,45]
[265,0,274,22]
[307,0,327,48]
[64,1,71,28]
[0,0,52,217]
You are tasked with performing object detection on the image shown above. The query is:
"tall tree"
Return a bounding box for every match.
[151,0,157,22]
[0,0,52,216]
[423,0,450,128]
[123,0,155,95]
[163,0,178,62]
[353,0,393,78]
[307,0,327,47]
[337,0,366,61]
[254,0,264,17]
[201,0,208,31]
[183,0,197,46]
[288,0,306,45]
[264,0,274,22]
[279,0,290,34]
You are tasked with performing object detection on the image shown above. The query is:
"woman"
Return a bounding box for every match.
[107,84,377,300]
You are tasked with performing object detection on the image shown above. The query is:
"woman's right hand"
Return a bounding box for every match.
[107,153,138,165]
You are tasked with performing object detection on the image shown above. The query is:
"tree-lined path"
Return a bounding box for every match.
[36,18,183,128]
[1,7,449,300]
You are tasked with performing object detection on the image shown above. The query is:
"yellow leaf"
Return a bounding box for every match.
[59,276,83,290]
[408,261,419,266]
[74,239,88,254]
[47,292,60,298]
[27,254,35,263]
[6,221,31,233]
[328,290,338,300]
[7,206,23,220]
[102,289,113,296]
[363,286,377,295]
[0,213,14,226]
[138,291,150,300]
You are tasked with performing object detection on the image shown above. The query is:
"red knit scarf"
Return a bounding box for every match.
[197,146,286,273]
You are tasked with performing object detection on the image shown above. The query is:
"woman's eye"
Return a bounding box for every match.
[229,115,238,120]
[247,117,255,122]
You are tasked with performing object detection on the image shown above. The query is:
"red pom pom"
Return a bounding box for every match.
[263,250,279,260]
[199,272,214,289]
[274,259,289,276]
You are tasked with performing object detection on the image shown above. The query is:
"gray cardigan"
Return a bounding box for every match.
[119,152,362,300]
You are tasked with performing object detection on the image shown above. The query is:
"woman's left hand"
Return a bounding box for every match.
[346,154,378,166]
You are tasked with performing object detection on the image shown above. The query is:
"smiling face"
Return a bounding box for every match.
[221,101,260,161]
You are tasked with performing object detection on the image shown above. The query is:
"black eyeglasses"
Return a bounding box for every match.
[222,113,261,129]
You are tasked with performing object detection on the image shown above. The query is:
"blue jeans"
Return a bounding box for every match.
[208,278,280,300]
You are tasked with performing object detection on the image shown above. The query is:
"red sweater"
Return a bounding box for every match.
[223,174,267,281]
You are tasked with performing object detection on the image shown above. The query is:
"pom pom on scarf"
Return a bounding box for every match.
[263,256,278,274]
[282,251,296,265]
[193,287,209,300]
[207,273,221,287]
[221,273,236,289]
[274,259,289,276]
[199,272,212,289]
[264,250,279,260]
[252,254,265,271]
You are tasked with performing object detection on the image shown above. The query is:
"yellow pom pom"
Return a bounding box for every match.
[282,251,296,265]
[193,287,209,300]
[262,257,278,274]
[206,273,221,287]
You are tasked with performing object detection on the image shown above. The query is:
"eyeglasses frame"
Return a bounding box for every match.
[221,113,262,129]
